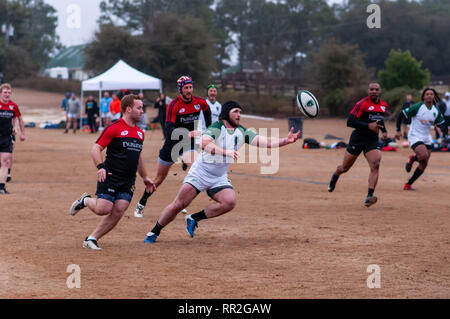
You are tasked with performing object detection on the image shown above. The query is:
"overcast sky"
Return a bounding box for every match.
[44,0,345,47]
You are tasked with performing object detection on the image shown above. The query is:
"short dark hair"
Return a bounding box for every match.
[121,94,139,114]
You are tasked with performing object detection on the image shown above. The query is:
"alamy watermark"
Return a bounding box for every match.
[366,264,381,289]
[367,4,381,29]
[66,264,81,289]
[67,4,81,29]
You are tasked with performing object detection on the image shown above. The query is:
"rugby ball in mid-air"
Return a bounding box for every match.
[296,90,319,118]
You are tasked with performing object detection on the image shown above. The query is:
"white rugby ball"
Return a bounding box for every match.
[296,90,319,118]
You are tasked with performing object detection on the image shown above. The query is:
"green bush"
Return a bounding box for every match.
[381,86,418,117]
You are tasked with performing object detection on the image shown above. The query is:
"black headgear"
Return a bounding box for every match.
[219,100,242,127]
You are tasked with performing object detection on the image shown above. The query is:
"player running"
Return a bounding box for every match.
[143,100,300,243]
[133,76,212,218]
[0,83,25,194]
[69,94,155,250]
[395,88,447,190]
[327,82,388,207]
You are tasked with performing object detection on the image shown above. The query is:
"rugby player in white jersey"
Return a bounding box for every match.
[144,101,300,243]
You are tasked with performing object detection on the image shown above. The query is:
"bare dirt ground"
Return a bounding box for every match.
[1,88,450,298]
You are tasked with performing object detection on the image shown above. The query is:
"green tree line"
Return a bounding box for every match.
[1,0,448,116]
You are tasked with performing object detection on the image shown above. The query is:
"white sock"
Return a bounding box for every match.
[87,236,97,241]
[83,197,89,206]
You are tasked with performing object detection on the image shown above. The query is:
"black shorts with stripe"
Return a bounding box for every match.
[347,132,381,156]
[96,172,136,203]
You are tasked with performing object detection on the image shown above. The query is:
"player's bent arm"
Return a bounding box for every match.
[91,144,105,167]
[201,135,235,157]
[18,116,25,140]
[396,111,406,132]
[202,135,223,155]
[137,154,148,179]
[138,154,156,193]
[347,114,369,130]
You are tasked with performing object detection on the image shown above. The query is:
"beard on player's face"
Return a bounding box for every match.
[228,109,241,127]
[181,85,193,101]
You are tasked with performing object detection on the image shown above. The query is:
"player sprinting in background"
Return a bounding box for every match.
[0,83,25,194]
[133,76,212,218]
[199,84,222,132]
[395,88,447,190]
[328,82,388,207]
[143,100,300,243]
[69,94,155,250]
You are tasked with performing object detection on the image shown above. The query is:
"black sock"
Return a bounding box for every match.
[411,156,418,162]
[408,167,424,186]
[139,190,153,206]
[191,210,207,222]
[368,188,374,197]
[331,173,339,183]
[151,222,164,236]
[8,168,11,175]
[0,183,4,190]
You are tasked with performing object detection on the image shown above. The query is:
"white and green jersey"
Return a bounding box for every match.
[199,99,222,131]
[193,121,258,177]
[403,102,445,144]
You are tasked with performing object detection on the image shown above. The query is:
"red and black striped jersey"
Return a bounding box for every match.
[165,96,210,134]
[0,100,21,137]
[349,96,388,139]
[96,118,145,179]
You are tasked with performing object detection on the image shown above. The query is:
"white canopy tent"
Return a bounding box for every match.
[80,60,163,129]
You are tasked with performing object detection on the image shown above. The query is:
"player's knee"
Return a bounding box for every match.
[371,160,381,171]
[339,165,349,173]
[417,153,429,163]
[221,198,236,212]
[172,199,185,213]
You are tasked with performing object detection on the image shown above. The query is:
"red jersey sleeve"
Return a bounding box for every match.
[13,103,21,118]
[349,99,367,118]
[200,98,209,111]
[166,98,178,124]
[96,124,116,148]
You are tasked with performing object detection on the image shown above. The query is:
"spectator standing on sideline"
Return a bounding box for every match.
[100,92,112,127]
[110,93,121,122]
[65,93,81,134]
[85,95,99,133]
[154,93,167,138]
[137,92,150,131]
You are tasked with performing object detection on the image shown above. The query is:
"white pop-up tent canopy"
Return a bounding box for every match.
[80,59,163,129]
[81,59,162,92]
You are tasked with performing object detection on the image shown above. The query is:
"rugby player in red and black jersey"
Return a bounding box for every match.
[70,94,156,250]
[0,83,25,194]
[133,76,212,218]
[328,82,388,207]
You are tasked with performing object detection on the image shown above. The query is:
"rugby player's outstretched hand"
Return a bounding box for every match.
[143,177,156,194]
[285,127,301,144]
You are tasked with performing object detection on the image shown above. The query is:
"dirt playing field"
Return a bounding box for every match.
[1,88,449,298]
